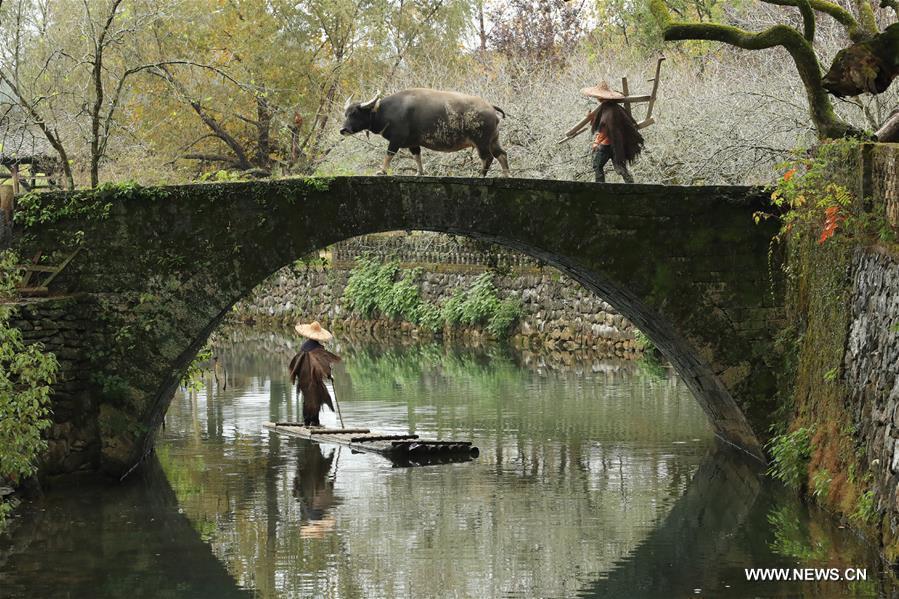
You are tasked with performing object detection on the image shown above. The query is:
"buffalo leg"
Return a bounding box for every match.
[377,143,401,175]
[492,141,510,177]
[410,146,424,176]
[478,146,493,177]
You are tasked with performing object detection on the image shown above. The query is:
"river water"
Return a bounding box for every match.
[0,329,893,598]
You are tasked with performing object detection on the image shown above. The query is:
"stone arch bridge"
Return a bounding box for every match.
[13,176,784,476]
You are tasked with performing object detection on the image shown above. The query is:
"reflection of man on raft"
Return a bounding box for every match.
[292,443,339,538]
[581,81,644,184]
[288,321,341,427]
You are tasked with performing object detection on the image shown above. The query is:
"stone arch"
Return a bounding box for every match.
[21,176,782,475]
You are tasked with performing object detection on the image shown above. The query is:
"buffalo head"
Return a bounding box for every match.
[339,92,380,136]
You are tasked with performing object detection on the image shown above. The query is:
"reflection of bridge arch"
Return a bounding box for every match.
[581,445,762,598]
[0,457,250,597]
[22,176,782,475]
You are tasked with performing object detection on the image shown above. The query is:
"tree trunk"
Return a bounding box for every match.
[823,23,899,97]
[90,48,103,188]
[254,96,273,171]
[876,109,899,143]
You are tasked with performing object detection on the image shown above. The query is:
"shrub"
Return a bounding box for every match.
[851,490,877,525]
[442,273,522,338]
[382,270,423,321]
[487,299,523,338]
[767,426,813,490]
[459,273,501,326]
[0,250,58,527]
[343,259,523,338]
[415,302,444,332]
[343,256,424,324]
[440,288,467,326]
[343,256,397,318]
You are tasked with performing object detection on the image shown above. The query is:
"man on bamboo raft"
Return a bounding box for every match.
[288,321,341,427]
[581,81,644,183]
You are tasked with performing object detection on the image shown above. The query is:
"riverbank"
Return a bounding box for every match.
[231,233,644,359]
[210,323,664,379]
[777,143,899,562]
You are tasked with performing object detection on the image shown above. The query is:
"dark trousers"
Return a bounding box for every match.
[592,145,634,183]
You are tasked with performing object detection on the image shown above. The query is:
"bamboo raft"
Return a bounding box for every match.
[264,422,480,466]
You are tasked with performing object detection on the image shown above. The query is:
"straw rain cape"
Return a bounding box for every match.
[288,347,342,425]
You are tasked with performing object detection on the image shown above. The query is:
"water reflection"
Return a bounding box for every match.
[157,328,714,597]
[0,458,250,598]
[1,327,893,598]
[293,444,340,538]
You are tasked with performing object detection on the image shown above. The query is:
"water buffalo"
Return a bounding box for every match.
[339,88,510,177]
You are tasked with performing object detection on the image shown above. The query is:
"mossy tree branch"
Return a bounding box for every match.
[853,0,879,37]
[649,0,857,139]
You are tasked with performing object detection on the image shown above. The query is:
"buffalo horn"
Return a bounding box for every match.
[343,95,352,111]
[360,90,381,110]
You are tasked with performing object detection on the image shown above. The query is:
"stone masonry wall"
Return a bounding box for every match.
[872,144,899,229]
[330,233,541,269]
[232,255,643,358]
[10,295,99,475]
[845,249,899,550]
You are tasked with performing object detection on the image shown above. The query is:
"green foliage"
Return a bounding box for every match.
[488,298,523,338]
[441,273,522,338]
[415,302,444,333]
[293,251,328,269]
[851,490,878,525]
[458,273,500,326]
[441,289,466,326]
[342,258,522,338]
[634,329,655,352]
[767,426,813,490]
[637,351,668,380]
[180,346,213,392]
[382,270,423,321]
[767,505,829,561]
[198,170,247,182]
[343,256,407,319]
[14,190,112,228]
[823,367,839,382]
[14,181,155,228]
[811,469,832,500]
[761,140,891,248]
[0,250,58,527]
[298,176,332,192]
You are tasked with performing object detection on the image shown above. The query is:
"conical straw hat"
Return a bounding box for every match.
[295,321,333,342]
[580,80,626,101]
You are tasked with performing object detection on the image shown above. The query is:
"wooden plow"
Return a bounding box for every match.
[558,56,666,145]
[264,422,480,467]
[15,247,82,297]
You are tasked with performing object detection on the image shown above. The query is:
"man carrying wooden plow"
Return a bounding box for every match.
[559,58,665,184]
[581,81,644,183]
